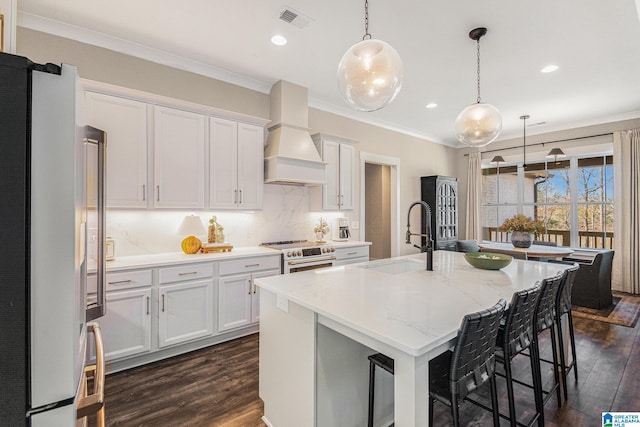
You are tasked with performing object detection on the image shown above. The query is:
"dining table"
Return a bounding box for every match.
[479,241,574,259]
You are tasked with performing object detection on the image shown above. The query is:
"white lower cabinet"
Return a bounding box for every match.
[158,279,214,348]
[218,255,280,332]
[96,288,152,361]
[218,274,252,332]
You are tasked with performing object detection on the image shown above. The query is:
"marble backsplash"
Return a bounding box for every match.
[102,184,359,258]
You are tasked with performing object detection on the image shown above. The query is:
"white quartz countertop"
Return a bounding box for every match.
[97,241,371,272]
[255,250,570,357]
[101,246,281,271]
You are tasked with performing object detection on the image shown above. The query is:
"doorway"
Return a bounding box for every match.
[360,152,400,260]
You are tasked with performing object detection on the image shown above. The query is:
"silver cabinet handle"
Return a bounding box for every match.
[161,294,165,312]
[142,184,146,201]
[146,296,150,315]
[245,263,260,268]
[347,252,357,256]
[239,189,243,204]
[178,271,198,276]
[234,189,238,204]
[248,279,252,295]
[108,279,131,285]
[156,185,160,202]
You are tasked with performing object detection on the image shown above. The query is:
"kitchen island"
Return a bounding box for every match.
[256,250,571,427]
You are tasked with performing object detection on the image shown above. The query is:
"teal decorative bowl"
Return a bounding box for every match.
[463,252,513,270]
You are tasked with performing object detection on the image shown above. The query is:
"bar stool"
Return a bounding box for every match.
[367,298,507,427]
[531,272,564,410]
[547,261,580,400]
[367,353,394,427]
[494,284,544,427]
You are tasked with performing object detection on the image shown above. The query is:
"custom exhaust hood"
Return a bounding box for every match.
[264,80,326,186]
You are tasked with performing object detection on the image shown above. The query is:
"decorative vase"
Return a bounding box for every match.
[315,232,326,242]
[511,231,533,248]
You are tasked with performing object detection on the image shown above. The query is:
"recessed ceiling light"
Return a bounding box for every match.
[271,35,288,46]
[425,103,438,109]
[541,64,559,73]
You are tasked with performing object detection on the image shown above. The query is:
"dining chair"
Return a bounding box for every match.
[367,299,507,427]
[547,261,581,400]
[455,239,480,253]
[480,247,528,260]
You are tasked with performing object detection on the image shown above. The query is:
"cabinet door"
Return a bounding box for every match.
[218,274,252,332]
[88,288,151,362]
[85,92,147,208]
[250,269,280,324]
[236,123,264,209]
[338,144,355,210]
[322,140,341,210]
[153,106,206,208]
[158,279,213,348]
[209,117,238,209]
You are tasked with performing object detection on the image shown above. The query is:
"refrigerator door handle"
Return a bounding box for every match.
[77,322,105,423]
[85,126,107,321]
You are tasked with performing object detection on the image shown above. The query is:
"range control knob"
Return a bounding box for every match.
[330,247,335,252]
[297,250,303,256]
[287,251,293,257]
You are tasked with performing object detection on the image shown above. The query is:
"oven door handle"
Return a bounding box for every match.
[287,256,336,266]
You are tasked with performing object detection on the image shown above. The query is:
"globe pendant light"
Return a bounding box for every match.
[455,27,502,147]
[337,0,403,112]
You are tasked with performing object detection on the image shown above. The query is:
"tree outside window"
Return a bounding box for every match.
[481,154,613,248]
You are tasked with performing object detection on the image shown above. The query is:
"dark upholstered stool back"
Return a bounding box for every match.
[449,298,507,400]
[556,263,580,316]
[535,272,564,333]
[500,284,541,358]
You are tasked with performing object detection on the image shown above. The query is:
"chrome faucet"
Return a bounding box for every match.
[406,201,434,271]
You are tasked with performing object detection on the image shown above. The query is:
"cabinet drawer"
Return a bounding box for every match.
[159,263,214,284]
[335,246,369,261]
[106,270,152,291]
[219,255,280,276]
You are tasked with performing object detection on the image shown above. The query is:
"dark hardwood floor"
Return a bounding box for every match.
[95,314,640,426]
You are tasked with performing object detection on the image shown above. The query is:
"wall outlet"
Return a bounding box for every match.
[351,221,359,230]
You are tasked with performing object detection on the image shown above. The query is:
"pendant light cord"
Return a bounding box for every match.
[476,39,482,103]
[363,0,372,40]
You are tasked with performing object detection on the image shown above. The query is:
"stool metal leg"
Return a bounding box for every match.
[368,360,375,427]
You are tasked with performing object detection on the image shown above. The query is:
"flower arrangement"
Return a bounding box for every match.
[499,214,545,234]
[313,217,330,236]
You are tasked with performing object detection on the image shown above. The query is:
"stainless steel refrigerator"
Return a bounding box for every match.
[0,52,107,426]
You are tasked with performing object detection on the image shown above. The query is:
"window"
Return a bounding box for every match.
[481,154,613,249]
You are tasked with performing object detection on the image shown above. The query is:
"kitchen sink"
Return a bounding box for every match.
[360,259,425,275]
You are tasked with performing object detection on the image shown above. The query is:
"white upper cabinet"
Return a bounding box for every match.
[210,118,263,210]
[85,92,148,208]
[310,134,356,211]
[153,106,206,208]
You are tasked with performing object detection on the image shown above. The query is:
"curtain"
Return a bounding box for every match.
[465,152,482,240]
[613,129,640,294]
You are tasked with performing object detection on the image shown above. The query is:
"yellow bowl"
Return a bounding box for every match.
[464,252,513,270]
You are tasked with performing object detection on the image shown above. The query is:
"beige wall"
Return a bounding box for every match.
[17,27,269,120]
[365,164,391,260]
[17,27,456,255]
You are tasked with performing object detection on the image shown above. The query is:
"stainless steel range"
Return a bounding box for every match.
[261,240,336,273]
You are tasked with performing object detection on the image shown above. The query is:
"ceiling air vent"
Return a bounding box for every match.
[278,7,313,29]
